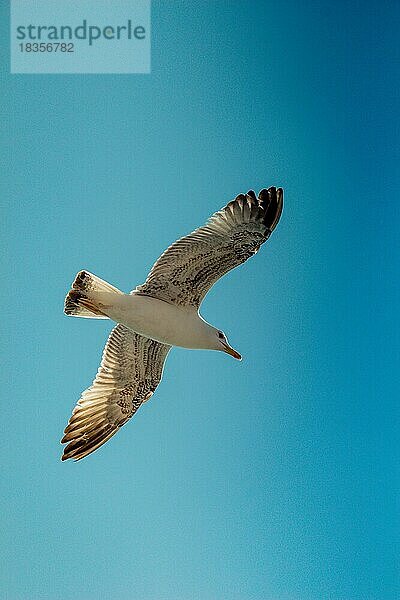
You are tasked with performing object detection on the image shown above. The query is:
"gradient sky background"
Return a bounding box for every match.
[1,1,399,599]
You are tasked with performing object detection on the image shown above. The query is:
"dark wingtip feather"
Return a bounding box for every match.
[258,187,272,209]
[246,190,257,202]
[61,423,120,462]
[235,193,246,205]
[259,186,283,232]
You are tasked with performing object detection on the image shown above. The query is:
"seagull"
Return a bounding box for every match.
[61,187,283,461]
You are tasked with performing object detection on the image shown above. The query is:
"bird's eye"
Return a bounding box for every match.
[217,331,224,340]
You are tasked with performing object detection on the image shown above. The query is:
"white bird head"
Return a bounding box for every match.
[213,328,242,360]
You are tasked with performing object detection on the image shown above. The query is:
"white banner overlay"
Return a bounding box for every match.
[11,0,151,74]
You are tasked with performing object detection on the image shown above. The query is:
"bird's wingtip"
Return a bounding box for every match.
[258,186,283,232]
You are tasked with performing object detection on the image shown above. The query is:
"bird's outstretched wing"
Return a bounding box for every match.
[135,187,283,308]
[61,324,171,461]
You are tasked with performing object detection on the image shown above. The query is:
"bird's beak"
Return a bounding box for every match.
[221,342,242,360]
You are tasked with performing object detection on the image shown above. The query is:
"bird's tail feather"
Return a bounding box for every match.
[64,270,123,319]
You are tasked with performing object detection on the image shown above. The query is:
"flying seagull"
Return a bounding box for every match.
[61,187,283,461]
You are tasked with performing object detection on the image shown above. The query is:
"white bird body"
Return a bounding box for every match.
[61,187,283,461]
[101,292,216,350]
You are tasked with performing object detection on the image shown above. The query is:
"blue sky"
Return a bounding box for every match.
[1,1,399,599]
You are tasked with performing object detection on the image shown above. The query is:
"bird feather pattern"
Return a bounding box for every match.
[62,324,170,461]
[135,187,283,307]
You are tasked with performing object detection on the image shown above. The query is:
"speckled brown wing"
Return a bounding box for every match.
[135,187,283,308]
[61,324,171,461]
